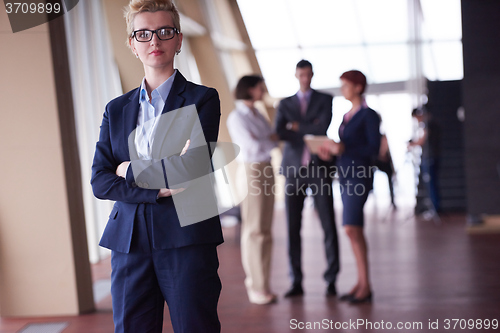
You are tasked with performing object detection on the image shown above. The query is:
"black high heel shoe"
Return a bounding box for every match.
[349,292,372,304]
[338,293,355,301]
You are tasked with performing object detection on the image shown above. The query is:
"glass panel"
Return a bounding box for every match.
[422,42,437,81]
[356,0,409,43]
[288,0,363,47]
[302,46,370,89]
[327,96,351,141]
[365,95,381,114]
[431,41,464,80]
[237,0,297,49]
[237,0,462,98]
[367,44,411,83]
[255,48,303,97]
[421,0,462,41]
[376,94,414,146]
[376,93,415,199]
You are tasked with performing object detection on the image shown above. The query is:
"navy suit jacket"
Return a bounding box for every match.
[275,90,335,178]
[91,71,223,253]
[338,106,381,172]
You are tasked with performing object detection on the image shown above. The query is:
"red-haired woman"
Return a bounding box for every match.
[318,70,381,304]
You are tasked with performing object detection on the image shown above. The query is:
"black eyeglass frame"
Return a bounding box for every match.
[131,27,180,42]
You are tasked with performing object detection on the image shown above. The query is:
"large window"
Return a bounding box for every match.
[420,0,463,81]
[237,0,462,97]
[237,0,463,204]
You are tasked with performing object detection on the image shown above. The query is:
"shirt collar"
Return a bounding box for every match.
[297,89,312,101]
[236,100,254,115]
[362,98,368,108]
[354,98,368,112]
[139,69,177,104]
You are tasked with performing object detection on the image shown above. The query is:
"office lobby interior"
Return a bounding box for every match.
[1,0,500,332]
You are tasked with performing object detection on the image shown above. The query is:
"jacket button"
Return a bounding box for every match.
[143,182,149,188]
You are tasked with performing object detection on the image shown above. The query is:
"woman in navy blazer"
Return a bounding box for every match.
[319,70,380,304]
[91,1,223,332]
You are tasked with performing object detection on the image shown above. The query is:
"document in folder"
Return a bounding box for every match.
[303,135,330,154]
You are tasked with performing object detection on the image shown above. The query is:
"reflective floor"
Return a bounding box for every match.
[1,199,499,333]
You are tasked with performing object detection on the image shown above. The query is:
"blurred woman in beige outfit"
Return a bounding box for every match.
[227,75,278,304]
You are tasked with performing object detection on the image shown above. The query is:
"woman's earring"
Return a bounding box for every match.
[176,49,181,55]
[135,53,139,58]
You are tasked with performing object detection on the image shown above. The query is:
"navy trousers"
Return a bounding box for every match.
[284,177,339,286]
[111,204,221,333]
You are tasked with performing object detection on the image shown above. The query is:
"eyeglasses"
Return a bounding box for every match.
[131,27,179,42]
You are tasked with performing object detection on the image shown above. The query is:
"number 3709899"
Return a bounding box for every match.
[5,2,61,14]
[444,319,498,330]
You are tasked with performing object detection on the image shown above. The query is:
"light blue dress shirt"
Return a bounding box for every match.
[135,70,177,160]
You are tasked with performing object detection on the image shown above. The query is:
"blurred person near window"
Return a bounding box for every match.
[275,60,339,298]
[227,75,278,305]
[318,70,380,304]
[376,134,396,208]
[409,107,441,213]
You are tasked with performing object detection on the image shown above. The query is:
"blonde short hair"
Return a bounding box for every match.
[125,0,181,46]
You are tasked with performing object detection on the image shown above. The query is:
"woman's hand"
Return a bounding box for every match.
[117,139,191,196]
[158,187,185,198]
[318,142,332,161]
[180,139,190,155]
[158,188,173,198]
[116,161,131,178]
[318,140,344,160]
[329,141,345,155]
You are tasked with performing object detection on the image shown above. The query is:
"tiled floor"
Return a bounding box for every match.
[1,200,500,332]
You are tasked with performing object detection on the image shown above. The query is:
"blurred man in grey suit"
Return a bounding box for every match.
[275,60,339,297]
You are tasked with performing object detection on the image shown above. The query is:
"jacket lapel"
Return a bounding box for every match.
[123,88,141,159]
[305,90,319,120]
[154,71,188,150]
[292,94,302,119]
[162,71,187,114]
[294,90,319,120]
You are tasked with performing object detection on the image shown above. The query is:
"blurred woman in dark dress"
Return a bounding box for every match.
[318,70,380,304]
